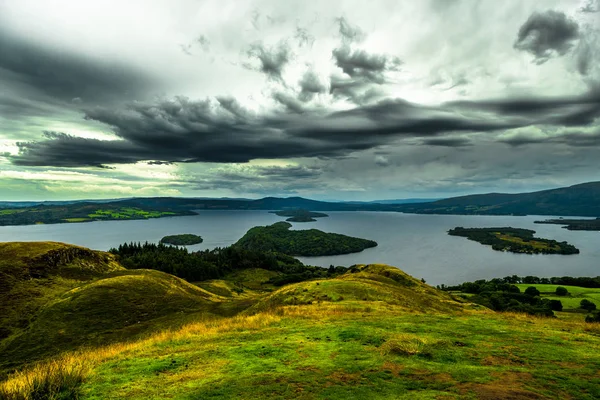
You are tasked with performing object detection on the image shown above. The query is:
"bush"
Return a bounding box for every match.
[524,286,540,297]
[555,287,569,296]
[580,299,597,311]
[548,299,563,311]
[585,311,600,323]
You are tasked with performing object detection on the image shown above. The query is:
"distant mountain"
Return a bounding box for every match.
[2,181,600,226]
[345,198,442,205]
[397,181,600,217]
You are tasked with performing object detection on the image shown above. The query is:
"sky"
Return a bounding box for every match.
[1,0,599,201]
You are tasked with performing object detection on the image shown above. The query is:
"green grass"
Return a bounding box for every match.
[63,217,91,223]
[3,244,600,399]
[516,284,600,311]
[88,207,175,220]
[71,307,600,399]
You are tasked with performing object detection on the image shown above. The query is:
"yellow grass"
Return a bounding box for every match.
[0,312,282,399]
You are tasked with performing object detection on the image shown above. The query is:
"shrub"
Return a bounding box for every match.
[585,311,600,323]
[524,286,540,297]
[580,299,597,311]
[555,287,569,296]
[548,299,563,311]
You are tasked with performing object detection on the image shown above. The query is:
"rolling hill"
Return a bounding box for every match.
[2,242,600,399]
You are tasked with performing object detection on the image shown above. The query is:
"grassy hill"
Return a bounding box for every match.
[2,244,600,399]
[0,242,247,377]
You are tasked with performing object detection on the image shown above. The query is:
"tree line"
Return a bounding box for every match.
[110,242,345,283]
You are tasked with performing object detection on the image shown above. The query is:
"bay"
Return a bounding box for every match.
[0,211,598,285]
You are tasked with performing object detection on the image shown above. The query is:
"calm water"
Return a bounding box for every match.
[0,211,598,285]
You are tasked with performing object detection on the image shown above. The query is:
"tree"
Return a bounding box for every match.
[580,299,597,311]
[555,287,569,296]
[549,299,563,311]
[524,286,540,297]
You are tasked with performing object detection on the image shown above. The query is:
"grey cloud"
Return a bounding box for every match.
[332,45,401,84]
[0,30,156,105]
[449,89,600,127]
[192,164,323,194]
[299,70,327,101]
[9,90,600,168]
[580,0,599,13]
[499,130,600,147]
[329,75,386,105]
[421,137,473,147]
[514,10,580,64]
[272,92,305,114]
[336,17,366,44]
[245,41,292,81]
[294,26,315,48]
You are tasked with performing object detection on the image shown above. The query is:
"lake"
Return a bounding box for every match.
[0,211,598,285]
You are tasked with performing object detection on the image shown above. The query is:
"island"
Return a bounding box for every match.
[448,227,580,255]
[159,234,203,246]
[269,209,329,222]
[234,221,377,256]
[535,218,600,231]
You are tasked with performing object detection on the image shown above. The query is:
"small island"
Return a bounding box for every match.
[448,227,579,255]
[159,234,203,246]
[234,221,377,256]
[535,218,600,231]
[270,209,329,223]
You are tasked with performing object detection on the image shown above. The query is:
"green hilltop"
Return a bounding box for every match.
[1,242,600,399]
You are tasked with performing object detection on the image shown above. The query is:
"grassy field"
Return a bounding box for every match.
[2,243,600,399]
[87,207,176,220]
[496,233,560,252]
[515,284,600,311]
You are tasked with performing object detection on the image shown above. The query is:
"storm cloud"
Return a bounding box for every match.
[514,10,580,64]
[10,89,600,168]
[1,1,599,200]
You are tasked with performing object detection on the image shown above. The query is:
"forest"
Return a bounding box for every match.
[234,222,377,256]
[110,241,345,283]
[448,227,580,254]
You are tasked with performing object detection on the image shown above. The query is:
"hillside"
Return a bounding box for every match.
[2,259,600,399]
[0,243,235,376]
[399,181,600,217]
[2,243,600,399]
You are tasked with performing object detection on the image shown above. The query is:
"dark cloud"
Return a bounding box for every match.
[9,90,600,168]
[332,45,402,84]
[514,10,580,64]
[0,30,155,105]
[499,130,600,147]
[272,92,305,114]
[421,137,473,147]
[298,70,327,101]
[449,89,600,127]
[244,41,292,81]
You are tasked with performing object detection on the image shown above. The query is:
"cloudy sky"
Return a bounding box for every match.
[1,0,599,201]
